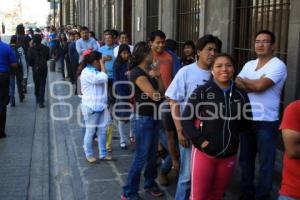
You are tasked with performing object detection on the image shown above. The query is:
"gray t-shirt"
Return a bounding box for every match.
[165,62,211,113]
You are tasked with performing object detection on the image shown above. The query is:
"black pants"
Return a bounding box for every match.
[70,62,78,84]
[0,74,10,136]
[33,72,47,104]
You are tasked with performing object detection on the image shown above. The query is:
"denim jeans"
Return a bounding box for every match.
[239,121,279,200]
[278,195,299,200]
[175,145,191,200]
[9,69,23,104]
[159,128,173,174]
[123,114,160,198]
[81,105,108,158]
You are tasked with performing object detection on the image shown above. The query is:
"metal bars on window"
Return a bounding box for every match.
[234,0,290,71]
[146,0,159,39]
[176,0,201,57]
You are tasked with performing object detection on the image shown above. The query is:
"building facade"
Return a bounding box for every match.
[61,0,300,105]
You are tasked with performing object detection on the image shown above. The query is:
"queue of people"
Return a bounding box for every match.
[0,23,299,200]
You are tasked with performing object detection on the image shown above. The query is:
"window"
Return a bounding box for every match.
[176,0,201,57]
[146,0,159,39]
[234,0,290,70]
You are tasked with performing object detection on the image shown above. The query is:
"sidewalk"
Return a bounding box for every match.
[47,70,282,200]
[0,72,49,200]
[0,68,282,200]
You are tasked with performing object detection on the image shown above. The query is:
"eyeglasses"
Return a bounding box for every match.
[255,40,272,45]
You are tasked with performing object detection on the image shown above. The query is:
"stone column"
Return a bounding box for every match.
[284,0,300,104]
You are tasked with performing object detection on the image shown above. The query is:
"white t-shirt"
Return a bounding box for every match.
[113,44,134,58]
[238,57,287,121]
[165,62,211,113]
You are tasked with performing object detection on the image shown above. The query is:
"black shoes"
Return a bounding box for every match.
[239,194,256,200]
[39,103,45,108]
[0,133,7,139]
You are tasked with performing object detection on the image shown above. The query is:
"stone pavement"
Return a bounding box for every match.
[0,71,49,200]
[47,70,283,200]
[0,63,283,200]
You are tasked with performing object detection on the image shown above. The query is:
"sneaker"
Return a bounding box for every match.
[0,133,7,138]
[145,185,164,197]
[158,172,169,186]
[120,142,128,150]
[121,194,143,200]
[86,157,97,163]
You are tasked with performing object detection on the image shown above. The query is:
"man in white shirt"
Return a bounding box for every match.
[165,34,222,200]
[236,30,287,200]
[113,32,134,58]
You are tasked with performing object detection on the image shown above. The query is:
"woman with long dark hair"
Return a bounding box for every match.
[113,44,133,149]
[121,42,165,200]
[57,33,69,80]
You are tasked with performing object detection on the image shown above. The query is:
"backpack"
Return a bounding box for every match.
[33,46,47,73]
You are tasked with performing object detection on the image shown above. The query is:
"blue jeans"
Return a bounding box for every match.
[159,128,173,174]
[278,195,299,200]
[239,121,279,200]
[175,145,191,200]
[81,105,108,158]
[123,114,160,198]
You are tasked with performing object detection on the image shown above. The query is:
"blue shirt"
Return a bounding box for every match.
[98,44,116,79]
[49,33,57,47]
[76,38,99,63]
[0,40,17,73]
[167,49,181,77]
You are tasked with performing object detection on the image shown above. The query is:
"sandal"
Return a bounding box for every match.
[100,156,115,161]
[107,147,112,152]
[86,157,97,163]
[130,137,135,144]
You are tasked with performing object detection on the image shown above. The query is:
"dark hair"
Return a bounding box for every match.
[16,24,25,35]
[111,29,119,38]
[255,30,275,44]
[103,29,111,34]
[183,40,195,50]
[74,32,80,37]
[85,51,102,65]
[129,41,151,70]
[119,32,128,37]
[166,39,177,52]
[149,30,166,42]
[104,32,113,38]
[80,26,89,32]
[196,34,222,53]
[182,40,196,59]
[89,31,96,37]
[115,44,132,67]
[10,35,18,44]
[33,34,42,44]
[59,33,67,42]
[77,51,102,76]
